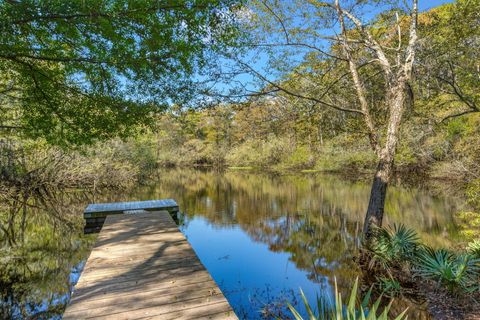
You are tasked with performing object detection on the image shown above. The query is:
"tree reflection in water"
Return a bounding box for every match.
[0,168,461,319]
[0,193,95,319]
[129,168,460,318]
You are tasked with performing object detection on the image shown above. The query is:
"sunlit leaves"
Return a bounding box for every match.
[0,0,244,146]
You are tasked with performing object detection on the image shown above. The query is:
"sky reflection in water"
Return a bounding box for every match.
[139,169,460,319]
[0,169,461,319]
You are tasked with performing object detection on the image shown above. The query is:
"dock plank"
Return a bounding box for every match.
[64,211,237,320]
[83,199,179,234]
[84,199,179,216]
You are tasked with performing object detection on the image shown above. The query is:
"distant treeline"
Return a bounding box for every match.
[148,102,479,180]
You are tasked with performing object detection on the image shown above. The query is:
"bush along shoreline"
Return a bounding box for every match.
[360,224,480,319]
[288,225,479,320]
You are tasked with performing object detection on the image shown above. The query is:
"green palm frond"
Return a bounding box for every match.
[415,246,480,292]
[368,224,419,267]
[467,240,480,258]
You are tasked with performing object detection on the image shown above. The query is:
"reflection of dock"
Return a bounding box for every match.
[83,199,179,233]
[64,204,237,319]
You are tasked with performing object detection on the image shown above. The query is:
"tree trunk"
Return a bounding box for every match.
[363,156,394,237]
[363,83,406,238]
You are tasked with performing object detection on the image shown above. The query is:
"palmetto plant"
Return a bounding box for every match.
[288,278,408,320]
[467,240,480,258]
[367,225,480,294]
[414,247,480,292]
[367,224,419,268]
[377,277,402,298]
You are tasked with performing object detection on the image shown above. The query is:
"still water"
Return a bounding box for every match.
[0,169,461,319]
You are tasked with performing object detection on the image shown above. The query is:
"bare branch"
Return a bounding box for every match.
[334,0,380,154]
[250,42,347,61]
[336,5,392,79]
[233,57,364,115]
[402,0,418,78]
[261,1,290,43]
[441,109,479,123]
[0,53,102,64]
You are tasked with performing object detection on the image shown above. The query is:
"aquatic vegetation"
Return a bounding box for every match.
[288,278,408,320]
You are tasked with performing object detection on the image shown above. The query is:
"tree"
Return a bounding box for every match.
[221,0,420,238]
[0,0,242,146]
[416,0,479,122]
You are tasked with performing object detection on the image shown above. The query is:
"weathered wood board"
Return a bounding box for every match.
[84,199,179,218]
[64,211,237,320]
[83,199,179,233]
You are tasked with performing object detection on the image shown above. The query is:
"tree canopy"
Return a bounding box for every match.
[0,0,242,145]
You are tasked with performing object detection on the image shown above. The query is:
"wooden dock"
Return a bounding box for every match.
[83,199,179,233]
[64,211,237,319]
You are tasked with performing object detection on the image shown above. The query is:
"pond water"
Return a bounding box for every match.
[0,169,462,319]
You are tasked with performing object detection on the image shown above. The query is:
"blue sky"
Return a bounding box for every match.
[208,0,455,99]
[419,0,453,11]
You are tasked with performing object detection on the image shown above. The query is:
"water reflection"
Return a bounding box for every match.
[136,169,459,246]
[0,192,95,319]
[127,169,460,318]
[0,168,461,319]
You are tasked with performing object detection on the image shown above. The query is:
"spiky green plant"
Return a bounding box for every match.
[466,240,480,258]
[414,247,480,292]
[377,277,401,297]
[287,278,408,320]
[368,224,419,268]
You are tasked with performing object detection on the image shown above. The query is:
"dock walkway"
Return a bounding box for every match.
[83,199,180,233]
[64,211,237,319]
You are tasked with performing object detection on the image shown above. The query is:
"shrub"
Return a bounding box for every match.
[279,145,314,170]
[367,224,480,294]
[467,240,480,257]
[466,179,480,210]
[367,224,419,268]
[378,277,402,298]
[414,247,480,292]
[225,137,292,168]
[454,211,480,240]
[315,141,376,172]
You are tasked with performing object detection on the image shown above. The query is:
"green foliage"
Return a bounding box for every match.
[394,143,417,168]
[368,224,419,268]
[466,240,480,258]
[123,0,480,180]
[126,137,158,172]
[0,0,243,146]
[446,118,468,140]
[455,179,480,240]
[377,277,402,298]
[455,211,480,241]
[367,224,480,294]
[288,278,408,320]
[225,137,290,168]
[466,179,480,210]
[414,247,480,292]
[281,145,314,170]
